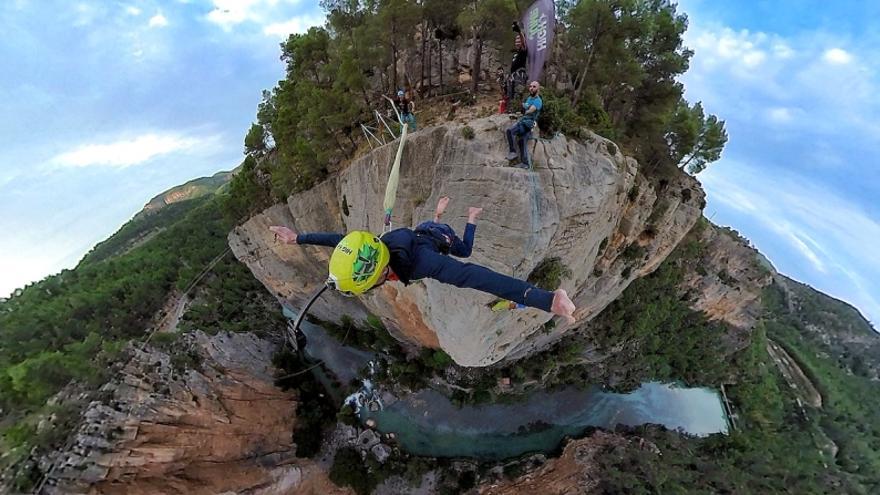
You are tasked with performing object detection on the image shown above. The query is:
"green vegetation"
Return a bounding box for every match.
[592,291,879,494]
[178,256,288,337]
[461,125,476,139]
[329,447,377,494]
[0,196,226,410]
[0,194,288,489]
[272,348,338,457]
[226,0,728,221]
[328,445,440,495]
[527,257,572,291]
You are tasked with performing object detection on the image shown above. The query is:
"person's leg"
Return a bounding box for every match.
[509,122,530,167]
[518,126,532,166]
[505,124,519,160]
[412,249,554,312]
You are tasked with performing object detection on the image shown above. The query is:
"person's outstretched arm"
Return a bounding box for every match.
[269,226,343,248]
[448,207,481,258]
[416,249,575,322]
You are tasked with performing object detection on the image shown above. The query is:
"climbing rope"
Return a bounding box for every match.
[381,95,409,233]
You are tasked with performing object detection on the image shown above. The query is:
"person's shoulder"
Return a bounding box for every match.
[381,228,416,245]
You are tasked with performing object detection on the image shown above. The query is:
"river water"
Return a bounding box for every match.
[362,384,727,460]
[287,311,729,460]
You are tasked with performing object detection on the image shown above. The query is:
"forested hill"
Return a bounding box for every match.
[134,170,232,220]
[0,186,287,491]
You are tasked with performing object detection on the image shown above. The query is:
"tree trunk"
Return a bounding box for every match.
[439,39,444,91]
[420,24,427,92]
[392,41,399,92]
[427,36,433,93]
[571,44,596,107]
[471,32,482,93]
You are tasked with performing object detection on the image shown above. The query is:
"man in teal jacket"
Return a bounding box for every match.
[505,81,543,169]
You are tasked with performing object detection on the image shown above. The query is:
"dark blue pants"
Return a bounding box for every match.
[409,240,554,312]
[506,121,532,165]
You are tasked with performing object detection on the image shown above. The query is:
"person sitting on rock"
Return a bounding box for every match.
[505,81,542,169]
[269,196,576,322]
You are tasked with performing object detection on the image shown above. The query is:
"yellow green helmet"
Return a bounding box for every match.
[328,231,390,295]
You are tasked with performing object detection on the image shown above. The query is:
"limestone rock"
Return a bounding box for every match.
[230,115,704,366]
[39,332,346,495]
[478,431,635,495]
[371,444,392,464]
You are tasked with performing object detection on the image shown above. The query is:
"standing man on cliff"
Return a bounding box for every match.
[505,81,542,169]
[500,22,529,113]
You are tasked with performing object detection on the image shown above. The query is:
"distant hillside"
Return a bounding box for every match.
[135,170,233,220]
[80,171,234,265]
[771,275,879,378]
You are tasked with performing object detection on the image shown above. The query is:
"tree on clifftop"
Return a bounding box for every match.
[458,0,516,93]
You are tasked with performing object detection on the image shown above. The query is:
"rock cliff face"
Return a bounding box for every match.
[477,432,640,494]
[682,225,772,331]
[40,332,345,495]
[230,115,704,366]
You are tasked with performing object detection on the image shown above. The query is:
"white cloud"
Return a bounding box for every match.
[767,107,791,122]
[205,0,311,32]
[148,12,168,28]
[701,162,880,324]
[823,47,853,64]
[688,27,769,71]
[72,3,103,27]
[263,14,324,38]
[125,6,142,16]
[51,133,203,168]
[206,0,269,29]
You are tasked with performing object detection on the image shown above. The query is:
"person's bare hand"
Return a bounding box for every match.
[467,206,483,223]
[551,289,576,324]
[435,196,450,216]
[269,225,298,245]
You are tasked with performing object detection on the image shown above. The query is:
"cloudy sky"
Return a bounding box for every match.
[678,0,880,326]
[1,1,877,326]
[0,0,324,297]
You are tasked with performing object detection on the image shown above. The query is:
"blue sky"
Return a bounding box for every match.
[0,0,324,297]
[679,0,880,326]
[1,1,877,327]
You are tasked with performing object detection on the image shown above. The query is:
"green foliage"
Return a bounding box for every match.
[668,100,728,173]
[527,257,572,291]
[620,243,646,263]
[244,123,267,155]
[0,195,244,477]
[336,404,359,426]
[536,90,586,137]
[272,349,338,457]
[558,0,726,173]
[178,256,288,337]
[457,0,516,91]
[461,125,476,139]
[221,156,274,224]
[330,447,376,494]
[422,349,454,370]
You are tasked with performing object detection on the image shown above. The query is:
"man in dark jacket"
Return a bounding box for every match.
[269,196,576,322]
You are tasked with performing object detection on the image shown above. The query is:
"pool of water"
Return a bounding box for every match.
[283,308,728,460]
[362,384,728,460]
